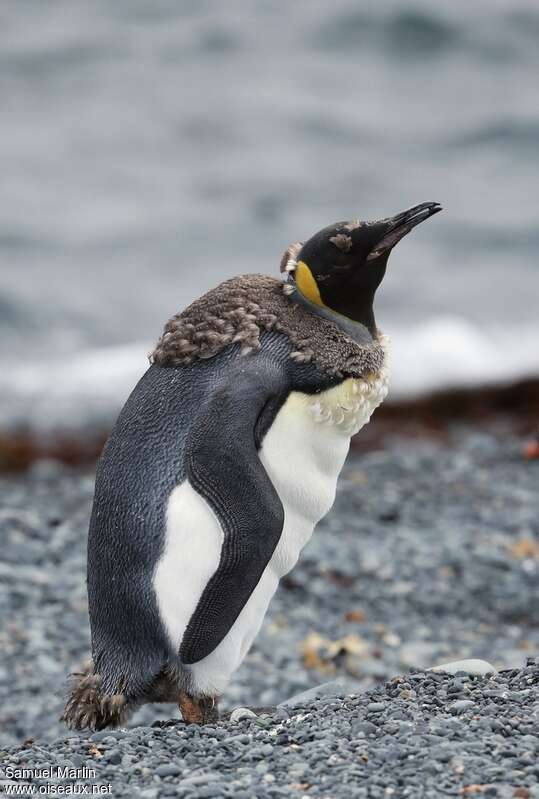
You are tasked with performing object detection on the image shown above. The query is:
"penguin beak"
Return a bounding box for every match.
[366,201,442,261]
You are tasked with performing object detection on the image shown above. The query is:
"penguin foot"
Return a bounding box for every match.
[179,691,219,725]
[62,662,132,731]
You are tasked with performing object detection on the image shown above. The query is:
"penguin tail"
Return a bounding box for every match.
[61,660,135,731]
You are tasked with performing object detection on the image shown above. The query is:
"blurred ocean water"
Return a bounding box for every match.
[1,0,538,431]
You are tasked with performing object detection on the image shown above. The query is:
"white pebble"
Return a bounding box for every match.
[429,659,497,676]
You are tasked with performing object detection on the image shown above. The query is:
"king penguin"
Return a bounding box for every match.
[63,201,441,729]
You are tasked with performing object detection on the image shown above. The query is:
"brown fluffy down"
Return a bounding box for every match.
[61,662,132,731]
[151,274,385,380]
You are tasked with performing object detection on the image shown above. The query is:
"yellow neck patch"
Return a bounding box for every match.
[295,261,325,307]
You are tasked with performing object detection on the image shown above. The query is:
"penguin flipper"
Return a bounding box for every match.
[179,357,288,664]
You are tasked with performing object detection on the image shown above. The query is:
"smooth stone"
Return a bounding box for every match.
[155,764,181,778]
[89,730,115,742]
[179,773,221,787]
[274,706,291,721]
[429,659,497,676]
[106,749,122,765]
[278,680,349,708]
[449,699,475,714]
[229,707,257,723]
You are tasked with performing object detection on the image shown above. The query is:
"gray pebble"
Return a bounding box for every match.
[179,773,221,786]
[449,700,476,714]
[2,434,539,798]
[105,748,122,765]
[156,763,182,778]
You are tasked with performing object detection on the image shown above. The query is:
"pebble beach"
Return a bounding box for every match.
[1,428,538,795]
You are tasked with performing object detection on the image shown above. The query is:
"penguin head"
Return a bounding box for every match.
[282,202,442,336]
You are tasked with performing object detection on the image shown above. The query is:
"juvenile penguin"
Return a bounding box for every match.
[63,201,441,729]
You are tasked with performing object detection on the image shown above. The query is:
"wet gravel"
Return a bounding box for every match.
[1,428,538,794]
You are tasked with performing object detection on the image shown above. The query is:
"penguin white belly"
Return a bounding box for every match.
[154,367,390,696]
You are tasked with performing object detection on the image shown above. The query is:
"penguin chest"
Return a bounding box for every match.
[154,366,389,696]
[260,371,390,577]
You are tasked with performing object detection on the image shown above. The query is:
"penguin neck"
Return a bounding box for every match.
[289,286,375,346]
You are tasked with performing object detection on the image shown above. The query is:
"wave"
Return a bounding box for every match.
[311,4,539,61]
[445,119,539,153]
[314,9,460,56]
[389,316,539,397]
[1,317,537,435]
